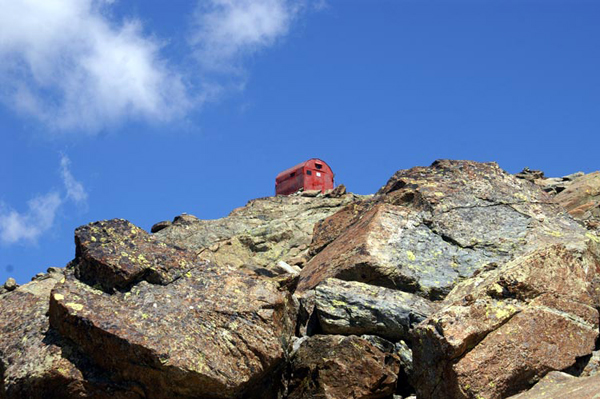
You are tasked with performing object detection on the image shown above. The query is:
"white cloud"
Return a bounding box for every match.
[0,193,62,244]
[0,156,87,245]
[190,0,305,72]
[0,0,190,132]
[60,155,88,205]
[0,0,321,132]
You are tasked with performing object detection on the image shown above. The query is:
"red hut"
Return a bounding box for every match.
[275,159,334,196]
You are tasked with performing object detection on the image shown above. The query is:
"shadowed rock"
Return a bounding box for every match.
[0,273,139,399]
[287,335,400,399]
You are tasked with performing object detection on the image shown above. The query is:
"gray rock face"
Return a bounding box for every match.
[154,194,367,270]
[314,278,437,341]
[297,160,583,298]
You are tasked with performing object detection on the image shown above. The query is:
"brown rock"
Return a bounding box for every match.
[309,199,374,256]
[0,274,139,399]
[150,220,171,233]
[327,184,347,198]
[506,371,600,399]
[554,171,600,223]
[50,250,296,398]
[515,167,545,182]
[287,335,400,399]
[412,244,600,399]
[73,219,194,292]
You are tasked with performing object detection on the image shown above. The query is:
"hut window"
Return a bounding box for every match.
[315,163,323,169]
[290,172,295,177]
[307,170,312,175]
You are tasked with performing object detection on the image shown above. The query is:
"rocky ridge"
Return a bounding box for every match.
[1,160,600,399]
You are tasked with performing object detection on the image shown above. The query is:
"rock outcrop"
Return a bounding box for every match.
[51,219,296,399]
[553,171,600,226]
[297,160,583,299]
[154,194,365,269]
[2,160,600,399]
[412,244,600,399]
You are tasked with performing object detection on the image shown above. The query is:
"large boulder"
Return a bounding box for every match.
[412,243,600,399]
[49,219,296,399]
[73,219,194,292]
[297,160,583,299]
[314,278,437,341]
[287,335,400,399]
[154,194,366,270]
[506,371,600,399]
[0,272,138,399]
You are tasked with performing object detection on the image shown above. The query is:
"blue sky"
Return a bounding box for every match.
[1,0,599,284]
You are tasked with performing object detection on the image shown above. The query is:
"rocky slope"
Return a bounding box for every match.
[1,160,600,399]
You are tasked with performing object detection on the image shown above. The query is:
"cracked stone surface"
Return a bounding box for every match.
[314,278,438,341]
[553,171,600,226]
[154,194,367,270]
[0,272,140,399]
[74,219,195,292]
[297,160,583,299]
[412,243,600,399]
[49,219,297,399]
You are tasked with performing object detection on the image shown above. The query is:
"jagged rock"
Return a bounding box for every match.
[73,219,194,292]
[287,335,400,399]
[297,160,583,298]
[412,243,600,399]
[314,278,437,341]
[536,172,585,195]
[272,261,301,275]
[359,335,415,397]
[301,189,321,197]
[0,273,138,399]
[506,371,600,399]
[327,184,347,198]
[515,167,545,182]
[553,171,600,224]
[49,221,296,399]
[580,350,600,377]
[150,220,171,233]
[154,194,365,273]
[308,199,374,256]
[46,267,64,275]
[2,279,16,292]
